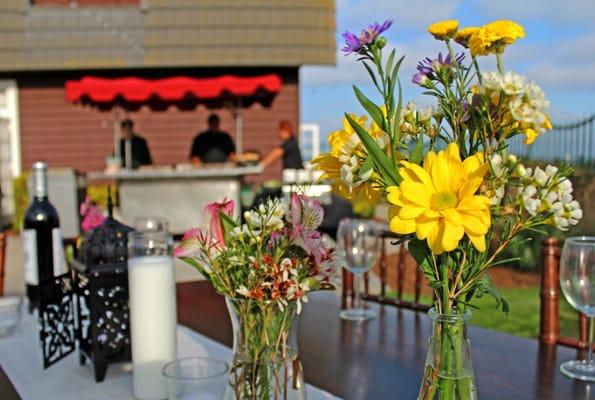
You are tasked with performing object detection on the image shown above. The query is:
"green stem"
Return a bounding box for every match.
[472,56,482,84]
[496,53,504,74]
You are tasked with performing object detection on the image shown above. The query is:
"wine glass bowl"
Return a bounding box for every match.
[337,218,382,321]
[559,236,595,382]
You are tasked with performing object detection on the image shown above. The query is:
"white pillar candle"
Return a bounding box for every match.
[128,255,177,400]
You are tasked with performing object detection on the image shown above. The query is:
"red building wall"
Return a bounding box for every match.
[17,68,299,182]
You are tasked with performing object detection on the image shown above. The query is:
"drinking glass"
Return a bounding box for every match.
[337,218,382,321]
[162,357,229,400]
[559,236,595,381]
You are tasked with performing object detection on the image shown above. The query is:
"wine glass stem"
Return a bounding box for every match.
[588,316,594,365]
[353,273,362,311]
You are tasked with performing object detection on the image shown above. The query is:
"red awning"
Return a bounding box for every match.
[65,74,282,103]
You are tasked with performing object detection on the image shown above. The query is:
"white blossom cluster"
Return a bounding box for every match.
[518,165,582,230]
[400,101,435,136]
[480,72,551,140]
[233,199,288,241]
[336,129,388,192]
[486,153,519,206]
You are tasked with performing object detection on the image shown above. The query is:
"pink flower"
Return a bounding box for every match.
[204,198,234,248]
[80,197,106,232]
[173,227,218,259]
[290,193,325,263]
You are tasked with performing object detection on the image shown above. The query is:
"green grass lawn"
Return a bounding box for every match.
[468,286,578,339]
[393,286,578,339]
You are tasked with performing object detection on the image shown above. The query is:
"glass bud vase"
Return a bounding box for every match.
[224,297,306,400]
[418,308,477,400]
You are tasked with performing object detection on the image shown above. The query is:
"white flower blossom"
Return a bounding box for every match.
[500,72,526,96]
[482,72,502,90]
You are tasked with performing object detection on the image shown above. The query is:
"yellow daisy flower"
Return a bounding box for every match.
[428,20,460,40]
[454,27,479,49]
[386,143,492,254]
[469,20,525,56]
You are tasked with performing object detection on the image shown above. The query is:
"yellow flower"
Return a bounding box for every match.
[469,20,525,56]
[311,113,384,206]
[387,143,492,254]
[454,27,479,48]
[428,20,460,40]
[523,116,551,145]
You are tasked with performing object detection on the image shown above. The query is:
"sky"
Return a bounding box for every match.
[300,0,595,141]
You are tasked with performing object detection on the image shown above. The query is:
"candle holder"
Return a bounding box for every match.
[128,218,177,400]
[69,191,134,382]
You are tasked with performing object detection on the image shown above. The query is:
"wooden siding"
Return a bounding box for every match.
[18,69,298,181]
[32,0,139,5]
[0,0,335,71]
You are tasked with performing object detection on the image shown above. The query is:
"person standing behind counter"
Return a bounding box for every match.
[189,114,236,165]
[119,118,152,169]
[260,120,304,170]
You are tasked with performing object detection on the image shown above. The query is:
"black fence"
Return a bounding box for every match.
[508,115,595,168]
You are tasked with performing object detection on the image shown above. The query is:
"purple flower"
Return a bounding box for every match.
[417,52,465,75]
[412,72,431,88]
[341,19,393,55]
[413,52,465,85]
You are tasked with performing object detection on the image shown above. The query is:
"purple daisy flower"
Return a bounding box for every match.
[341,19,393,55]
[416,52,465,75]
[412,72,431,88]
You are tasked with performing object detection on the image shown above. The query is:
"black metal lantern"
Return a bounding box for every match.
[69,191,134,382]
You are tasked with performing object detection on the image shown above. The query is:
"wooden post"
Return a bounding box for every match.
[379,237,386,298]
[540,237,560,344]
[0,232,6,296]
[396,242,406,300]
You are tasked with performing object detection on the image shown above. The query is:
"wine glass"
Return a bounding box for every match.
[337,218,382,321]
[559,236,595,381]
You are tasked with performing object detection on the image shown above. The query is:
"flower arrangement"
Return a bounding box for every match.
[79,196,106,232]
[175,194,335,399]
[312,17,582,399]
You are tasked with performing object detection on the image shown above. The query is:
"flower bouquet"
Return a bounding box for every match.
[312,19,582,399]
[175,195,335,400]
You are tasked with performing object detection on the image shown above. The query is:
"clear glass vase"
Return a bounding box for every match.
[418,308,477,400]
[224,297,306,400]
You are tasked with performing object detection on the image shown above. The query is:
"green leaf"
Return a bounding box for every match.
[362,62,382,93]
[409,137,424,164]
[345,113,400,186]
[408,238,436,282]
[358,155,374,179]
[353,85,386,131]
[391,55,405,90]
[219,211,238,244]
[476,273,510,314]
[385,49,396,78]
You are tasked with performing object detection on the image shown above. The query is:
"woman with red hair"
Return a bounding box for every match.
[260,120,304,170]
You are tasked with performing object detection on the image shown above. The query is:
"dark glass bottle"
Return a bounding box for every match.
[22,162,65,312]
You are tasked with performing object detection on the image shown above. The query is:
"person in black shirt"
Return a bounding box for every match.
[260,120,303,170]
[190,114,236,165]
[118,119,152,169]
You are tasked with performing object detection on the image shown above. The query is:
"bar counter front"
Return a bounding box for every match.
[87,165,262,233]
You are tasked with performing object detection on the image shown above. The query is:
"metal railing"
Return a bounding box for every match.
[508,115,595,168]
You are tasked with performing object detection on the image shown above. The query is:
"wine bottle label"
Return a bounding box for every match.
[52,228,67,276]
[22,229,38,285]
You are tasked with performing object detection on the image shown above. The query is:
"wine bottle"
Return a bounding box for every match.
[22,162,67,312]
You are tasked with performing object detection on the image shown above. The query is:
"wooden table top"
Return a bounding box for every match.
[0,281,588,400]
[177,281,592,400]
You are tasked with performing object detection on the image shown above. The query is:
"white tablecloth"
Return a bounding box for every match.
[0,310,340,400]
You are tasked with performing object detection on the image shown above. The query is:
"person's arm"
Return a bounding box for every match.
[260,146,284,168]
[141,139,152,165]
[226,134,237,162]
[190,136,202,166]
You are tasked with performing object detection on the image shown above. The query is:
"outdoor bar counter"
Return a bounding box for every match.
[87,165,262,233]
